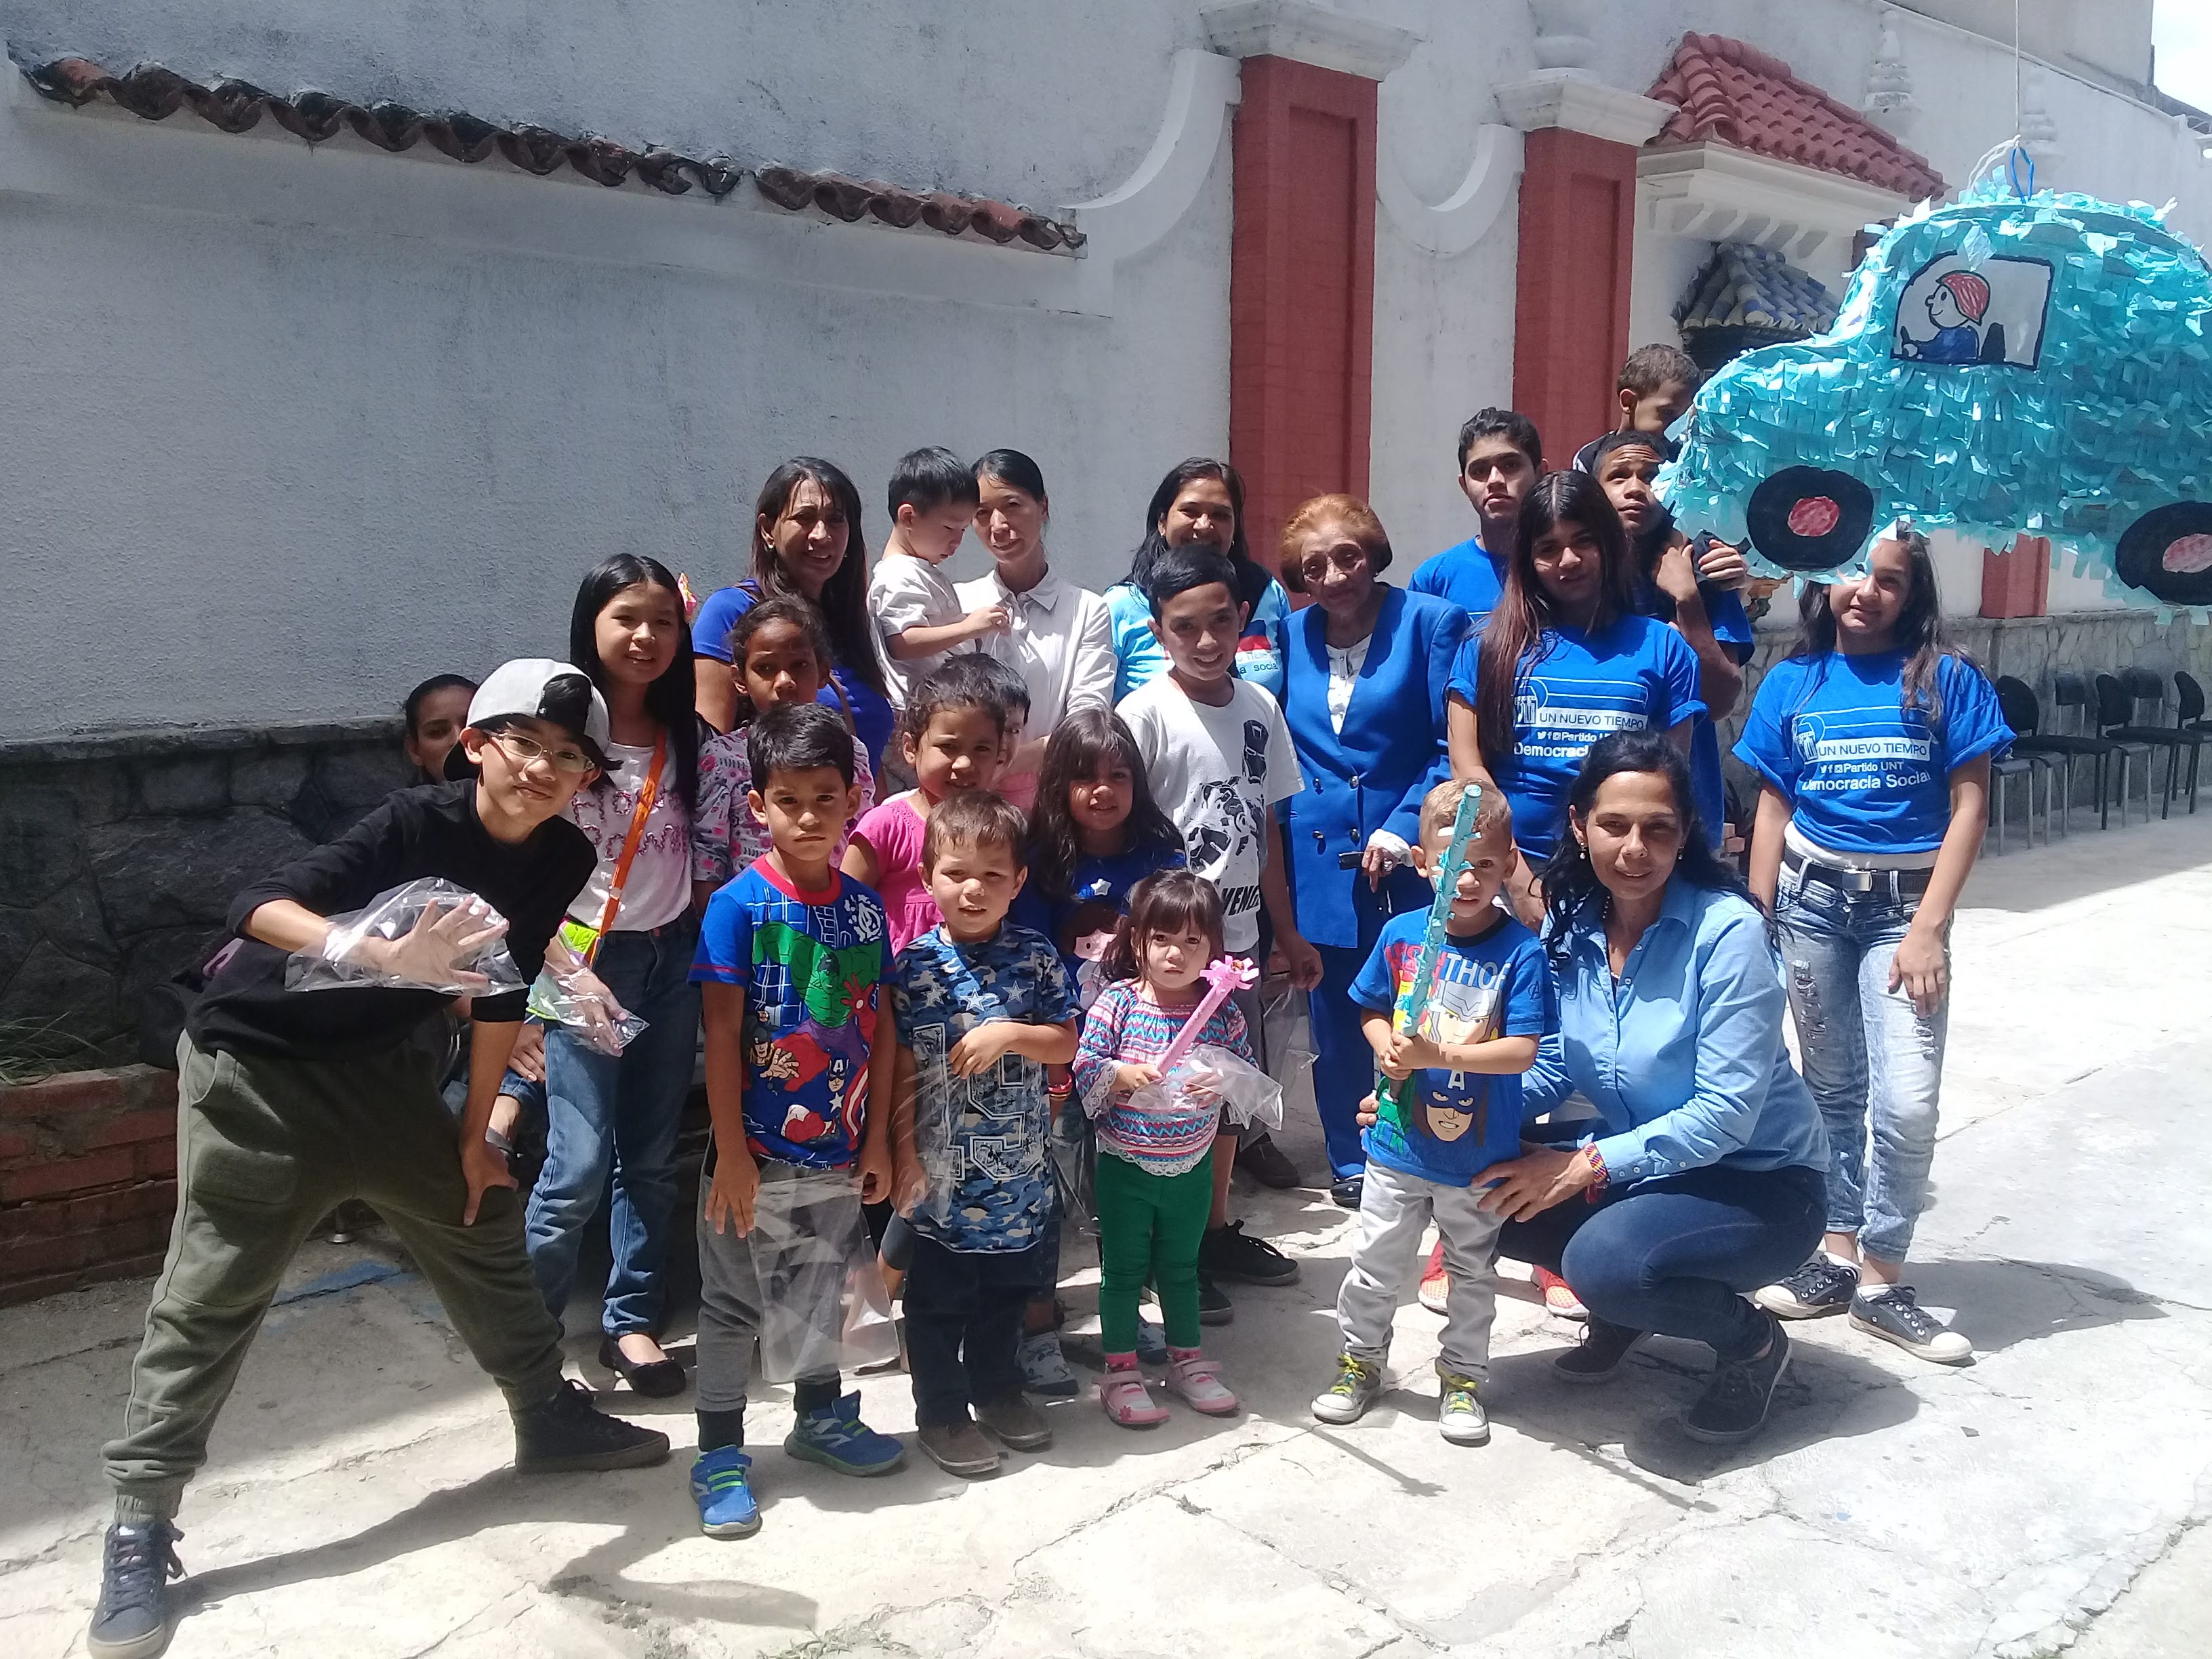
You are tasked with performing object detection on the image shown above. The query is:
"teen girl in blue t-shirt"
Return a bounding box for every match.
[1735,527,2012,1366]
[1445,470,1704,903]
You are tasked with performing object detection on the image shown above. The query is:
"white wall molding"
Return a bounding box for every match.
[1200,0,1417,81]
[1377,122,1523,257]
[0,44,1241,321]
[1639,142,1905,265]
[1495,68,1674,146]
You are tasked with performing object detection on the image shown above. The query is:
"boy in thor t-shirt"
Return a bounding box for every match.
[89,661,669,1659]
[1311,781,1549,1446]
[689,702,908,1540]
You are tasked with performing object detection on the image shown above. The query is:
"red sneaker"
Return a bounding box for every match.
[1534,1265,1588,1322]
[1418,1240,1450,1314]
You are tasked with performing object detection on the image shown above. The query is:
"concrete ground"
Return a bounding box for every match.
[5,806,2211,1659]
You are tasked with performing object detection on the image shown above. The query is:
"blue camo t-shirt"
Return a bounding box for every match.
[1734,650,2013,855]
[689,862,891,1169]
[1633,571,1755,846]
[1408,535,1507,621]
[892,922,1077,1252]
[1447,613,1705,860]
[1349,909,1551,1187]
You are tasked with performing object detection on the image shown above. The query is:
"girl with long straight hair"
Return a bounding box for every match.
[1738,529,2011,1365]
[691,457,896,772]
[524,554,708,1397]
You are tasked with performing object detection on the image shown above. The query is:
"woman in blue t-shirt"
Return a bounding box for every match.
[1734,528,2011,1366]
[1445,470,1704,909]
[1104,457,1290,704]
[691,457,896,771]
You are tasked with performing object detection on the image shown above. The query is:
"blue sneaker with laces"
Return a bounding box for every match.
[689,1446,761,1538]
[784,1392,906,1476]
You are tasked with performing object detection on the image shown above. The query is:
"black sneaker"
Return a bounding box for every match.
[1755,1258,1858,1319]
[87,1521,183,1659]
[1851,1286,1973,1364]
[1235,1132,1301,1190]
[1330,1174,1365,1210]
[514,1378,673,1473]
[1551,1317,1645,1383]
[1200,1220,1301,1286]
[1682,1317,1791,1443]
[1198,1271,1234,1326]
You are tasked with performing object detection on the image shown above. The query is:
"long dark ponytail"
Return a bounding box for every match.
[568,554,700,816]
[1473,471,1640,772]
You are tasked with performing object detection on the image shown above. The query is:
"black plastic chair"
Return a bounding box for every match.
[1999,676,2114,833]
[2118,668,2204,814]
[2096,672,2195,821]
[2055,672,2152,825]
[2177,671,2210,733]
[1986,745,2051,853]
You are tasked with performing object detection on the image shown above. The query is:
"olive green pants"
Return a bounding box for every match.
[104,1034,567,1523]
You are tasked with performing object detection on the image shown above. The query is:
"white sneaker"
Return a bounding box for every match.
[1438,1371,1490,1445]
[1850,1287,1972,1364]
[1311,1353,1383,1424]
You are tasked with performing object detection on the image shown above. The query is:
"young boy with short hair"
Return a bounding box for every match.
[890,790,1079,1477]
[867,446,1002,712]
[688,701,908,1538]
[89,661,670,1659]
[1115,544,1314,1301]
[1408,407,1544,619]
[1312,780,1549,1445]
[1569,343,1704,473]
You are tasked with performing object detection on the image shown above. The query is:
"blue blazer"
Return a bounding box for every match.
[1281,587,1469,948]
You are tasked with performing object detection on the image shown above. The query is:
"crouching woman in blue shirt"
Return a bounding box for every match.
[1475,730,1828,1445]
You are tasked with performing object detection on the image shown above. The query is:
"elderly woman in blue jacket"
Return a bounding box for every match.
[1471,729,1829,1446]
[1279,494,1469,1208]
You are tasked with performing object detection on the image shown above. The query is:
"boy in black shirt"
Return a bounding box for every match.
[90,661,670,1659]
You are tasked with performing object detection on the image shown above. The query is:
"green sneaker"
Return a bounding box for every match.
[1309,1352,1382,1425]
[1437,1370,1490,1445]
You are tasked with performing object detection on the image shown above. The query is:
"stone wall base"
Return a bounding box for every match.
[0,1064,179,1305]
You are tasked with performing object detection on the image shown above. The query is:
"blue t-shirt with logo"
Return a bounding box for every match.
[1633,570,1755,846]
[690,862,890,1169]
[1349,909,1551,1187]
[1408,535,1507,621]
[1734,650,2013,855]
[892,922,1077,1252]
[1446,613,1705,860]
[1009,840,1187,986]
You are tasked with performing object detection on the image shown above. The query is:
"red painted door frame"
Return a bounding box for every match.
[1511,127,1639,468]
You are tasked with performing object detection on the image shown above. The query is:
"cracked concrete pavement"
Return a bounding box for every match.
[5,812,2210,1658]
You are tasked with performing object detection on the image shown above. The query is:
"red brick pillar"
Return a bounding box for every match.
[1228,56,1380,567]
[1982,533,2051,619]
[1510,128,1641,466]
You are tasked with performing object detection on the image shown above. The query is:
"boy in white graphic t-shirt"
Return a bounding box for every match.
[1116,546,1322,1310]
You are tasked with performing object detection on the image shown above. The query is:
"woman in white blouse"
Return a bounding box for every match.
[956,449,1115,808]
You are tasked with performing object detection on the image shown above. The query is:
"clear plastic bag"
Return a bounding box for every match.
[525,935,647,1056]
[1048,1088,1099,1237]
[1126,1043,1284,1134]
[903,1023,962,1225]
[283,878,525,996]
[746,1167,899,1381]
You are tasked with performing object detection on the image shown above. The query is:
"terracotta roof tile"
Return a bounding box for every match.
[1646,33,1946,201]
[14,54,1084,253]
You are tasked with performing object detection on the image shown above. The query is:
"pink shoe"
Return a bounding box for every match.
[1418,1240,1450,1315]
[1164,1351,1240,1416]
[1100,1361,1168,1428]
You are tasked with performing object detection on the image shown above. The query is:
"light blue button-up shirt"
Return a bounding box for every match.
[1523,880,1828,1185]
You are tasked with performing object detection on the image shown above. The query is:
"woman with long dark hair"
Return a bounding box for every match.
[692,457,896,772]
[1738,529,2009,1364]
[524,554,705,1397]
[1275,493,1467,1207]
[1446,472,1704,889]
[1105,457,1291,703]
[1464,731,1828,1445]
[956,449,1115,806]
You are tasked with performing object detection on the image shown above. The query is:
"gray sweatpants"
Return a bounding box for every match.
[694,1160,847,1414]
[1334,1158,1504,1381]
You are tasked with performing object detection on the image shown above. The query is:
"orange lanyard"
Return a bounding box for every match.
[590,731,668,957]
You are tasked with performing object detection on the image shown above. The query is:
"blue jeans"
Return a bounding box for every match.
[521,916,701,1337]
[1777,872,1947,1265]
[1498,1162,1825,1358]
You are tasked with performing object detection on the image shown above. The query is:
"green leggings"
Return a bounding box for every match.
[1095,1149,1214,1355]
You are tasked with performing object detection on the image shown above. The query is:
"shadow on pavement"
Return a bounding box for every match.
[1907,1256,2167,1357]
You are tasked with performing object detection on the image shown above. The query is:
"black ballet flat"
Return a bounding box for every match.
[597,1335,688,1398]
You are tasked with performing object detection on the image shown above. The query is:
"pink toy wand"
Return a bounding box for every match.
[1154,956,1258,1078]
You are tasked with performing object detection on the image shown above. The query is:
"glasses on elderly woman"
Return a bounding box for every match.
[1294,541,1372,587]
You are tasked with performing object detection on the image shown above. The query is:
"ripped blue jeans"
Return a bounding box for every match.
[1776,869,1947,1265]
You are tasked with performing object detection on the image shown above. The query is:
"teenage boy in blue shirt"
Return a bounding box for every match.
[890,790,1079,1478]
[89,661,670,1659]
[688,701,909,1539]
[1408,407,1544,621]
[1311,781,1549,1446]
